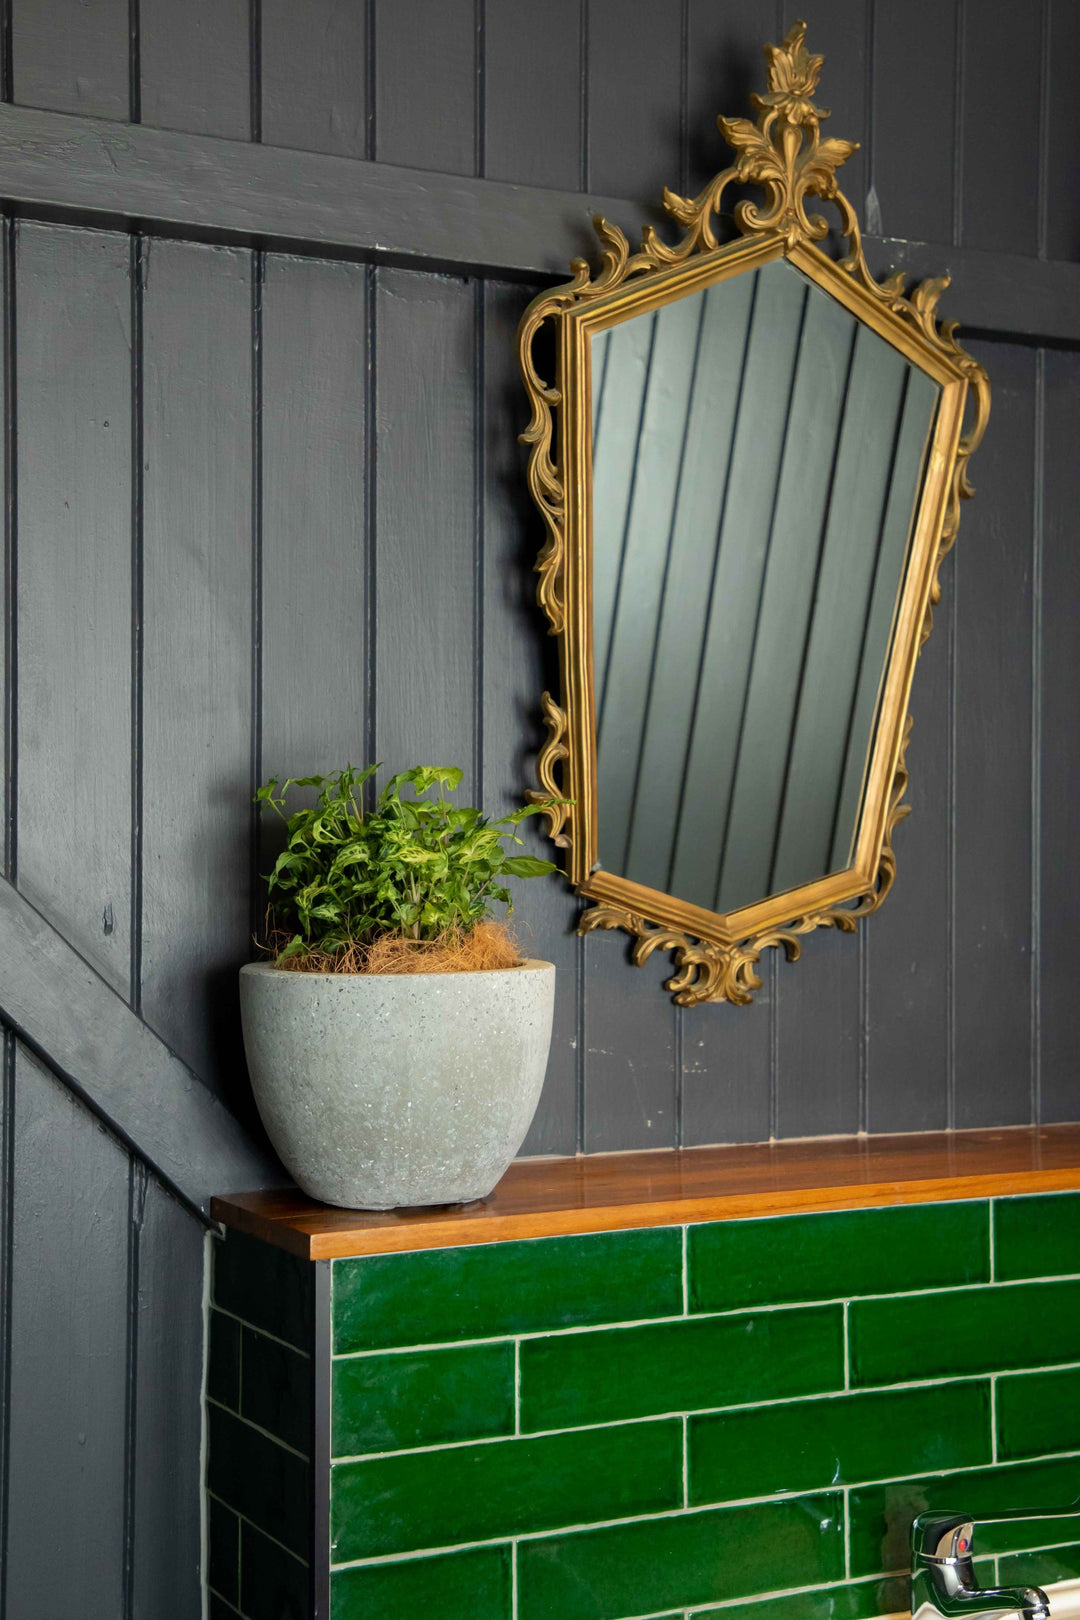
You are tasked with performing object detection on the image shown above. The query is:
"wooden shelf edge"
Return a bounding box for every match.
[212,1123,1080,1261]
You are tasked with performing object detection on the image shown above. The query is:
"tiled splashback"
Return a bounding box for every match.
[207,1193,1080,1620]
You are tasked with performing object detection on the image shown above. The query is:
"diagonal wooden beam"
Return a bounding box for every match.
[0,102,1078,342]
[0,876,283,1217]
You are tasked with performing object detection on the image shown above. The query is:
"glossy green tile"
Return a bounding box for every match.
[207,1404,311,1560]
[240,1520,308,1620]
[332,1228,682,1353]
[995,1194,1080,1280]
[689,1574,909,1620]
[999,1543,1080,1587]
[521,1304,843,1430]
[331,1418,681,1561]
[689,1203,989,1313]
[690,1380,991,1503]
[517,1493,845,1620]
[997,1366,1080,1460]
[333,1341,514,1457]
[213,1228,314,1351]
[241,1326,310,1454]
[208,1309,241,1410]
[849,1455,1080,1576]
[330,1545,511,1620]
[208,1496,239,1607]
[849,1279,1080,1385]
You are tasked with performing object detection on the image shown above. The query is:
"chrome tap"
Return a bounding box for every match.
[911,1508,1075,1620]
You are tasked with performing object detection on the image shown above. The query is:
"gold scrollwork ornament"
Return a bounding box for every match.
[517,21,990,1006]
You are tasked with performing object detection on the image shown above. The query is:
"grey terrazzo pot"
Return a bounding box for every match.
[239,959,555,1209]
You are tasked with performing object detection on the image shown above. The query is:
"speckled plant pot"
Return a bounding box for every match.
[239,959,555,1210]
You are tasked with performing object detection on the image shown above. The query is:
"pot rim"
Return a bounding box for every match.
[240,956,555,983]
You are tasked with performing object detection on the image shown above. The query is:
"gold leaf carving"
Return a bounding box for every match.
[527,691,572,849]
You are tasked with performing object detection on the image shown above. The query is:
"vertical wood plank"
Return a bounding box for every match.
[484,0,582,190]
[679,0,777,1147]
[953,339,1034,1128]
[1044,0,1080,261]
[15,221,132,996]
[260,0,368,158]
[374,0,476,175]
[587,0,683,199]
[864,559,952,1133]
[4,1047,129,1617]
[583,931,677,1153]
[131,1179,205,1619]
[1037,346,1080,1121]
[373,268,477,792]
[774,925,861,1140]
[482,279,579,1156]
[960,4,1041,254]
[260,254,367,788]
[11,0,128,118]
[139,0,251,139]
[140,239,252,1096]
[871,0,958,246]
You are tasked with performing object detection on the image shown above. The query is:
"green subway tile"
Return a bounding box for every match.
[333,1342,514,1457]
[998,1366,1080,1461]
[995,1194,1080,1280]
[689,1574,909,1620]
[521,1304,843,1430]
[207,1404,310,1561]
[850,1279,1080,1385]
[690,1381,991,1504]
[999,1544,1080,1587]
[517,1493,845,1620]
[331,1545,511,1620]
[240,1520,308,1620]
[213,1228,314,1352]
[332,1228,682,1353]
[208,1310,241,1410]
[208,1497,239,1608]
[242,1327,310,1455]
[689,1203,989,1313]
[849,1456,1080,1576]
[331,1418,681,1561]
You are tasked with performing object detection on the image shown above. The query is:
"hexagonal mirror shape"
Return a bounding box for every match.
[518,23,989,1005]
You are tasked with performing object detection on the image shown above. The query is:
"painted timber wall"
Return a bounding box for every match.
[1,0,1079,1613]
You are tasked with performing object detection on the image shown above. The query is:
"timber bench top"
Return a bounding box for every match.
[212,1122,1080,1260]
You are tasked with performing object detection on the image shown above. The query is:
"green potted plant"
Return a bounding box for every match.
[239,764,558,1210]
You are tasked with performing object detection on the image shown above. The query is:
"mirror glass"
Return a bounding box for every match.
[591,257,941,913]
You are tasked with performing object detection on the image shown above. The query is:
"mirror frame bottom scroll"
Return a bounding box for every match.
[517,22,990,1006]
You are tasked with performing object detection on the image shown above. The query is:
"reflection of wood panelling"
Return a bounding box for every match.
[592,263,937,921]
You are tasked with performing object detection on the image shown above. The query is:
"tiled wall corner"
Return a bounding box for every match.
[207,1229,315,1620]
[326,1192,1080,1620]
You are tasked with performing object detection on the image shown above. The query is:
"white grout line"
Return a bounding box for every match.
[206,1490,311,1567]
[989,1200,997,1283]
[514,1339,522,1437]
[990,1374,999,1464]
[205,1395,310,1462]
[682,1225,690,1315]
[332,1271,1080,1360]
[209,1302,312,1358]
[842,1302,851,1391]
[511,1539,519,1620]
[843,1487,851,1580]
[682,1414,690,1509]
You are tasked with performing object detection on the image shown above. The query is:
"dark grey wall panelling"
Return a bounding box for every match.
[1,2,1080,1614]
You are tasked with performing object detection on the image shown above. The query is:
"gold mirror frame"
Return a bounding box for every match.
[516,21,990,1007]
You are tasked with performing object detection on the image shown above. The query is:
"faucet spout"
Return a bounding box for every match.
[912,1513,1050,1620]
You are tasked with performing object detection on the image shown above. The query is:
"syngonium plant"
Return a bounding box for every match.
[256,764,558,961]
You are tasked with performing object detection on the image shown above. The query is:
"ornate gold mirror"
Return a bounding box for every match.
[518,21,989,1006]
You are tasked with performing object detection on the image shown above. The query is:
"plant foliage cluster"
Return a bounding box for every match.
[257,765,557,960]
